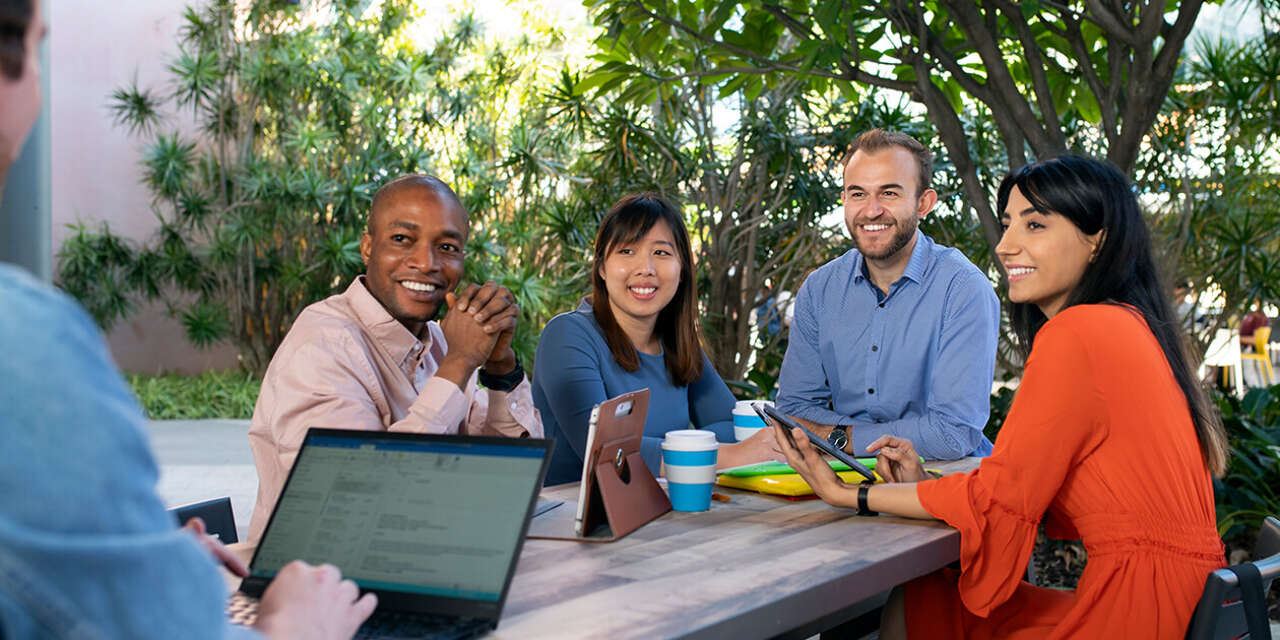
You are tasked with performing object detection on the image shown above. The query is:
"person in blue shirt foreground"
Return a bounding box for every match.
[533,193,783,485]
[776,129,1000,461]
[0,1,374,637]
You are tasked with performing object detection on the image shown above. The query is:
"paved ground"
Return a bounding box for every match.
[147,419,257,542]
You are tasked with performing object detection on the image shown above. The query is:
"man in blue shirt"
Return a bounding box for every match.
[0,1,373,637]
[776,129,999,460]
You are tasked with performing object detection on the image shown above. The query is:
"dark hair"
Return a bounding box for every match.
[368,174,467,233]
[997,155,1228,476]
[591,193,703,386]
[840,128,934,196]
[0,0,32,80]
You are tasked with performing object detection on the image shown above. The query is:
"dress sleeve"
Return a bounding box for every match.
[915,315,1109,617]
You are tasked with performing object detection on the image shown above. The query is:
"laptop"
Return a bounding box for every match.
[227,428,552,639]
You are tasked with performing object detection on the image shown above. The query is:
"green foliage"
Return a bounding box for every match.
[1142,31,1280,348]
[58,0,592,373]
[128,370,261,419]
[1213,386,1280,544]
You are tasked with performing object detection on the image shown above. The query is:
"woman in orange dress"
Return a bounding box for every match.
[777,155,1229,639]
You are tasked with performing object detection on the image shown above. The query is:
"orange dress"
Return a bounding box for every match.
[906,304,1224,639]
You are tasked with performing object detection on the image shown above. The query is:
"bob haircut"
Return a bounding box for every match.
[590,193,703,386]
[996,155,1228,476]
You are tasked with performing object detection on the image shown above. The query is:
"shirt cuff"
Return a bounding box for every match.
[484,377,543,438]
[402,376,471,434]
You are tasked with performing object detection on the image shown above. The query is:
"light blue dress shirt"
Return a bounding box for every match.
[532,301,737,485]
[0,265,258,639]
[776,231,999,460]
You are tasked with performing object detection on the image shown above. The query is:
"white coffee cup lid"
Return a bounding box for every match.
[733,399,772,415]
[661,429,718,451]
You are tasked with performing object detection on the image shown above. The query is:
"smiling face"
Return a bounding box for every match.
[599,220,683,335]
[360,183,467,333]
[842,146,937,265]
[997,185,1103,319]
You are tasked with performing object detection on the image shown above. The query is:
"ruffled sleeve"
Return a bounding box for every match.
[916,309,1109,617]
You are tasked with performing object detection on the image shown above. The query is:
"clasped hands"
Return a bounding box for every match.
[437,281,521,386]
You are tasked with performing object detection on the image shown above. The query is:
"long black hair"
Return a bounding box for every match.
[591,193,704,386]
[997,155,1228,476]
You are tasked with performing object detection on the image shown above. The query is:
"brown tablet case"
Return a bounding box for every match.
[527,389,671,542]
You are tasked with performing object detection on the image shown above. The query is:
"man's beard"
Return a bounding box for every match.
[852,217,917,261]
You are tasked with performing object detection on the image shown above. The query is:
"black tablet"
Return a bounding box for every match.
[753,403,877,483]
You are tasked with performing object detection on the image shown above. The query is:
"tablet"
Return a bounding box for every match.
[753,403,877,483]
[573,390,649,537]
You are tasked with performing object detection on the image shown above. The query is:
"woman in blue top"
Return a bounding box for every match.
[533,193,783,485]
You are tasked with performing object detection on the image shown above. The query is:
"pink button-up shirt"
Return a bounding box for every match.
[247,277,542,540]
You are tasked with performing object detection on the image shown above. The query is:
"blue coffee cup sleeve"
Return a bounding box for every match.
[660,448,718,466]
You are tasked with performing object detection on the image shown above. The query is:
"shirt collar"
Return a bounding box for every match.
[851,229,931,286]
[343,276,430,370]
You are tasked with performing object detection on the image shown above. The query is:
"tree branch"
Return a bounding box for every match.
[992,0,1066,149]
[1083,0,1139,46]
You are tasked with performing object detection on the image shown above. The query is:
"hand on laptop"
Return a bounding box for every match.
[254,561,377,640]
[182,516,247,578]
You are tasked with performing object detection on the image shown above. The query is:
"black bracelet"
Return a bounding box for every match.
[856,483,878,516]
[478,357,524,392]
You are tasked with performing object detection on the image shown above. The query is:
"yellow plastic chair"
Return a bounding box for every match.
[1241,325,1275,386]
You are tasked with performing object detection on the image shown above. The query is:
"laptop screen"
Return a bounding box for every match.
[250,431,547,604]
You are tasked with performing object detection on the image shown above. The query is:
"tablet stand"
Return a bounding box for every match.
[527,390,671,542]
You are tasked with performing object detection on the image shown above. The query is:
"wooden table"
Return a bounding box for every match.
[228,458,979,639]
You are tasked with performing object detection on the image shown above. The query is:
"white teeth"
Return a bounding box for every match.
[400,281,437,292]
[630,287,656,295]
[1008,267,1035,276]
[861,224,889,231]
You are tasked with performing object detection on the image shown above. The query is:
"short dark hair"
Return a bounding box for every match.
[368,174,467,233]
[590,193,704,386]
[997,155,1228,477]
[841,129,934,196]
[0,0,33,81]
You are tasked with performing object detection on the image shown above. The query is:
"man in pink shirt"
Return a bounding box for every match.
[248,175,543,540]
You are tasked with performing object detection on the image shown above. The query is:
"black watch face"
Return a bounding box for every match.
[828,428,848,451]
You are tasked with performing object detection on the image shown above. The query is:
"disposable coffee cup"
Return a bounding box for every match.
[732,399,771,442]
[660,430,719,512]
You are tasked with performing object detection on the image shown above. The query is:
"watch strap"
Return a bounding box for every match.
[856,483,878,516]
[478,356,524,392]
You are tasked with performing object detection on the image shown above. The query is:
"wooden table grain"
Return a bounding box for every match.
[227,458,980,639]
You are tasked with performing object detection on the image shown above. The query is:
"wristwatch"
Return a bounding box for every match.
[478,356,524,392]
[827,425,849,452]
[856,483,878,516]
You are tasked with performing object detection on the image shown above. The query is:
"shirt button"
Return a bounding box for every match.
[871,345,878,352]
[867,388,875,394]
[878,303,885,308]
[509,401,518,411]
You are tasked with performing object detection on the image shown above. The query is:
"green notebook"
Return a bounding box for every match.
[718,459,877,477]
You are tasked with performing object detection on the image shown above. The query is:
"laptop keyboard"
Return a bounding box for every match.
[227,593,490,639]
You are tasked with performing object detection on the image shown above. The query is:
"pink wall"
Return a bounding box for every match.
[50,1,238,374]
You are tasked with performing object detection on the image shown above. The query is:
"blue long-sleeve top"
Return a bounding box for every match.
[0,265,260,638]
[775,231,999,460]
[531,301,736,485]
